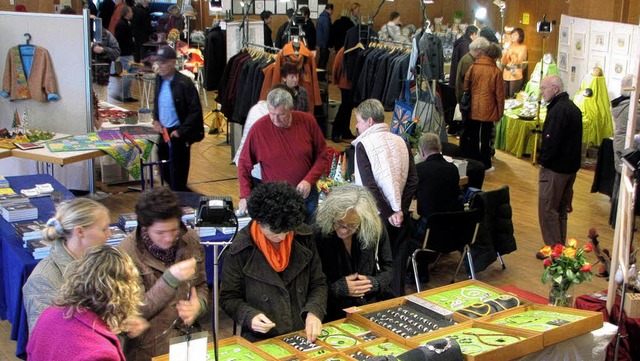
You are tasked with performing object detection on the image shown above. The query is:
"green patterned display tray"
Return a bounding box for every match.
[334,321,371,337]
[364,341,408,356]
[490,310,586,331]
[318,326,361,349]
[257,342,295,358]
[419,327,524,356]
[422,286,502,310]
[306,348,333,358]
[213,344,268,361]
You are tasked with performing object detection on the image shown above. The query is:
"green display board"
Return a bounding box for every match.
[491,310,586,332]
[420,327,524,355]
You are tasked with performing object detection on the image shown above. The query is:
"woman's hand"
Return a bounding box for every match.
[251,314,276,334]
[169,257,196,281]
[305,313,322,342]
[122,315,150,338]
[177,287,202,326]
[346,273,373,297]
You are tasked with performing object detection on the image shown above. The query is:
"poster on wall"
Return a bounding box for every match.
[590,31,609,52]
[612,32,631,55]
[588,54,606,72]
[611,57,628,79]
[254,0,265,14]
[560,25,570,46]
[572,32,586,59]
[558,51,568,71]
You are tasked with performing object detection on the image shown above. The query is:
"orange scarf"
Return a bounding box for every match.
[251,222,294,272]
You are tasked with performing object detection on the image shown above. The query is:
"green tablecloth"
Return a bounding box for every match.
[495,105,601,158]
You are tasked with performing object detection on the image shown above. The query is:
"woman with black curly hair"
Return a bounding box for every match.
[220,182,327,342]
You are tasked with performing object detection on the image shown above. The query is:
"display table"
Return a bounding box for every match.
[495,102,601,159]
[152,280,612,361]
[0,178,233,358]
[0,174,74,358]
[576,292,640,360]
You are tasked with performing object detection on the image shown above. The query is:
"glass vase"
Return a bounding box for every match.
[549,280,574,307]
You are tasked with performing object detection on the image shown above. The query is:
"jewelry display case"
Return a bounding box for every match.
[408,322,543,361]
[482,304,603,346]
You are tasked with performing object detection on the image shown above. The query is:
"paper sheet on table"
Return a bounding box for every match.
[169,332,208,361]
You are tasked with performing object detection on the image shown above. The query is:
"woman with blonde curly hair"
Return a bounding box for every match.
[27,245,143,361]
[314,185,394,321]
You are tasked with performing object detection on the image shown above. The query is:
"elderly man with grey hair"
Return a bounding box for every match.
[353,98,418,296]
[237,88,330,219]
[416,133,463,224]
[536,75,582,258]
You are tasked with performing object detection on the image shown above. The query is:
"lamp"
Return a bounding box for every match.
[474,7,487,20]
[492,0,506,45]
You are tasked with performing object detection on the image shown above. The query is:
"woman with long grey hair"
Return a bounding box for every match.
[314,185,394,321]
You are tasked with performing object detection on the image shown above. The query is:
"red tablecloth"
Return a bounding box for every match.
[576,292,640,361]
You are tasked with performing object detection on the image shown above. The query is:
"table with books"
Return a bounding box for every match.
[152,280,616,361]
[0,174,74,358]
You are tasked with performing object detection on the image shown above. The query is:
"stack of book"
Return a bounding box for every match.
[14,220,47,247]
[0,193,29,206]
[186,219,217,237]
[0,176,9,189]
[26,239,53,260]
[181,206,196,224]
[1,202,38,222]
[106,226,128,246]
[217,216,252,235]
[118,212,138,232]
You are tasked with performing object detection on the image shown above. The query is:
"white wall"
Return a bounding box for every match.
[0,11,92,190]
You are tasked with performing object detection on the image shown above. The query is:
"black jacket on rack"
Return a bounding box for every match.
[204,26,227,91]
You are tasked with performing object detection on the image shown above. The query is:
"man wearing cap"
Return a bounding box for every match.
[152,45,204,191]
[261,11,274,48]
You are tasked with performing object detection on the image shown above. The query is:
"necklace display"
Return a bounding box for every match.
[462,331,523,347]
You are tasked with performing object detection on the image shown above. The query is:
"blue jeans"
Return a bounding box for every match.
[305,186,319,223]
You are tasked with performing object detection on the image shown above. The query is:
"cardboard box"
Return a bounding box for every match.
[623,292,640,318]
[481,304,603,346]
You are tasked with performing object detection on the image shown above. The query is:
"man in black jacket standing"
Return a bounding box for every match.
[537,75,583,258]
[152,46,204,191]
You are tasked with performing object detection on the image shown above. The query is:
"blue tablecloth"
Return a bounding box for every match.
[0,174,74,359]
[0,177,234,358]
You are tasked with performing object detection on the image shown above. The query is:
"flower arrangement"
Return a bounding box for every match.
[540,238,594,306]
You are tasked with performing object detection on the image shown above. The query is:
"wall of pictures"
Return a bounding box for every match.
[232,0,329,19]
[558,14,639,99]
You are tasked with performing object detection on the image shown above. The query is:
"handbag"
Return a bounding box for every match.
[459,65,474,114]
[391,80,415,142]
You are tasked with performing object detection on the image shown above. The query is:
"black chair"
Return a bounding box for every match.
[410,209,482,291]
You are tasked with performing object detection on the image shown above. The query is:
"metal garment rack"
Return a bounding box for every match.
[243,41,280,53]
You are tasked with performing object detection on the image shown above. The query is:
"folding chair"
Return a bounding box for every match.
[411,209,482,291]
[122,130,174,190]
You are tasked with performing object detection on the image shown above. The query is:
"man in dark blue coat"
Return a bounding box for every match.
[316,3,333,69]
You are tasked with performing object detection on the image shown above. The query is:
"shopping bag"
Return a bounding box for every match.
[391,81,415,141]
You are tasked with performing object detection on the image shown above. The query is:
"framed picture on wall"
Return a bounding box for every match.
[558,51,568,71]
[611,57,628,79]
[590,31,609,52]
[588,54,606,73]
[572,32,586,59]
[612,32,631,55]
[559,25,570,46]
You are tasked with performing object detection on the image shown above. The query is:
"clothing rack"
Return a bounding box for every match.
[370,36,412,48]
[243,41,280,53]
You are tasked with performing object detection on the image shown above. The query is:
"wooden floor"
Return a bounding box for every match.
[0,82,621,360]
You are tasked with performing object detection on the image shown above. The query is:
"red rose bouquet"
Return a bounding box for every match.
[540,238,593,306]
